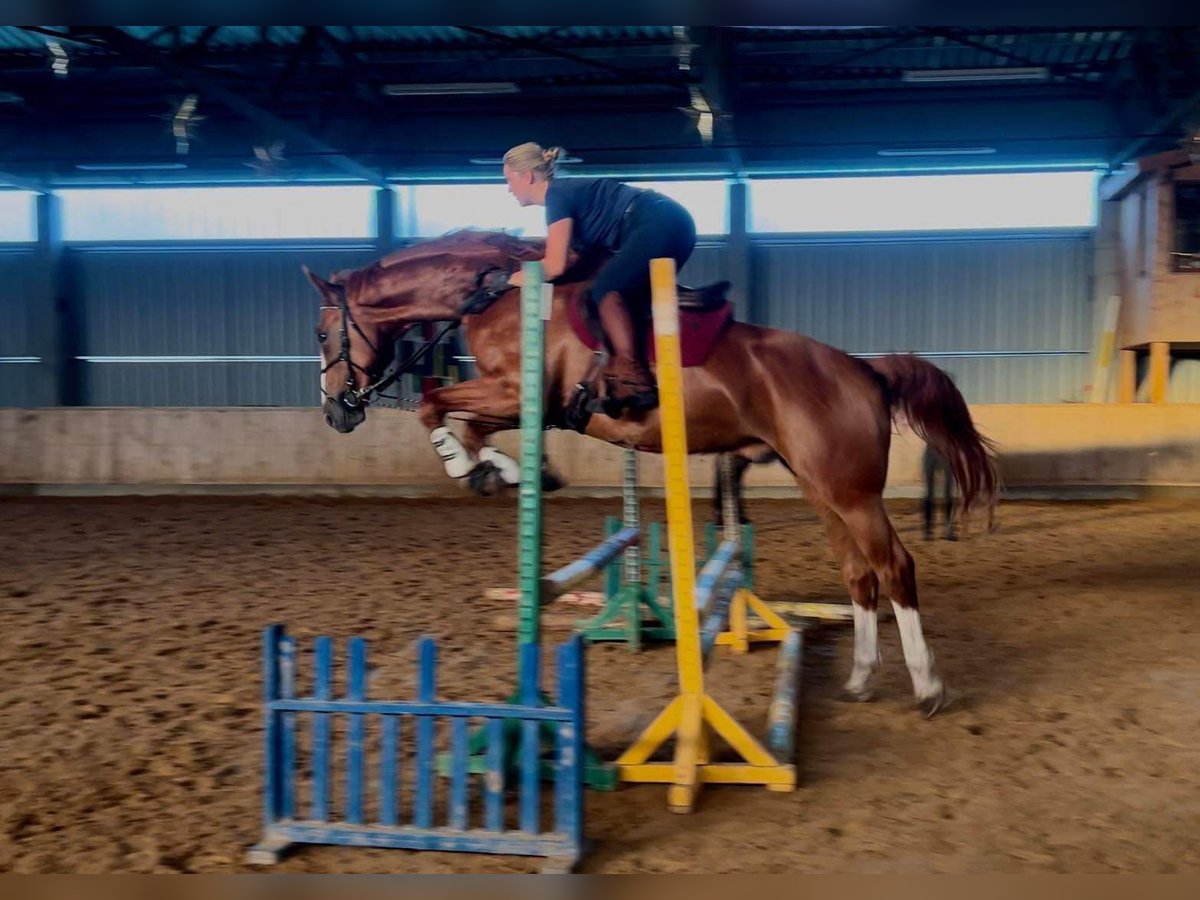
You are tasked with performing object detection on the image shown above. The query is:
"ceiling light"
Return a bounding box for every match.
[47,39,68,77]
[878,147,998,157]
[75,162,190,171]
[382,82,520,97]
[902,67,1049,84]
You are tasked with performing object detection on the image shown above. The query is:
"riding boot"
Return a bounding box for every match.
[597,291,658,415]
[603,355,659,415]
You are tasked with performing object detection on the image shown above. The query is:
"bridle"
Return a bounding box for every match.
[319,264,509,412]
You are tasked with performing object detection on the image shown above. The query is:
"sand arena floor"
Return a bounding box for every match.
[1,495,1197,873]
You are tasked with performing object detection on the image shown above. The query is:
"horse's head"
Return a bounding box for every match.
[304,229,540,433]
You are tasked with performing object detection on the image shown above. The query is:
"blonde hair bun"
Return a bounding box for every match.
[503,142,565,179]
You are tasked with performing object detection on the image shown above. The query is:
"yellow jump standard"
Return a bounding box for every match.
[615,258,800,813]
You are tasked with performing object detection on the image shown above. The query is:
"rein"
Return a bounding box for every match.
[321,265,508,411]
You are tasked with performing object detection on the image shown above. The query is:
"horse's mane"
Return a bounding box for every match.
[326,229,543,295]
[381,228,541,268]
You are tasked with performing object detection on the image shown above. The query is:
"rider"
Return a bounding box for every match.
[501,142,697,413]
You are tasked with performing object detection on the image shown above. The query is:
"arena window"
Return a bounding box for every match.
[748,170,1098,234]
[401,178,729,239]
[399,183,547,238]
[0,190,37,242]
[58,185,378,241]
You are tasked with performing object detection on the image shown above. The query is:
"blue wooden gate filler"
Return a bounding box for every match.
[247,624,586,872]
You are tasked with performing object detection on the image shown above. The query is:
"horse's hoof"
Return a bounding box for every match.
[541,465,567,493]
[839,686,875,703]
[714,516,753,528]
[466,461,505,497]
[917,687,949,718]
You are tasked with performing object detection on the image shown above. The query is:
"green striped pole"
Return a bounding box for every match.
[516,261,547,693]
[509,261,616,789]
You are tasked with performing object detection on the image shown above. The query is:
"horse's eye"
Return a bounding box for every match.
[316,331,328,343]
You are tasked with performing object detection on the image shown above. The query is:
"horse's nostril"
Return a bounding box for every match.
[325,413,334,427]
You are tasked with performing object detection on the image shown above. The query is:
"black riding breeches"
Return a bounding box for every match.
[586,192,698,324]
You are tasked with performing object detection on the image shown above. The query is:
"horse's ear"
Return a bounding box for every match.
[302,265,339,304]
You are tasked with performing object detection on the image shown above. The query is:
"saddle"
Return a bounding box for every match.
[566,280,734,368]
[678,280,732,312]
[559,280,735,433]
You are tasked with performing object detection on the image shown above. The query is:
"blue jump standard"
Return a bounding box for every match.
[247,625,586,873]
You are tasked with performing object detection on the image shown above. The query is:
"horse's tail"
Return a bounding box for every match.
[867,353,999,524]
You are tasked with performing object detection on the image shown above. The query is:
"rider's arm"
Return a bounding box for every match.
[511,218,573,286]
[541,218,572,280]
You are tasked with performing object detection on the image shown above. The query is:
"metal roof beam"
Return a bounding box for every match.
[1109,84,1200,170]
[58,26,387,187]
[918,27,1108,94]
[454,26,687,96]
[0,167,44,191]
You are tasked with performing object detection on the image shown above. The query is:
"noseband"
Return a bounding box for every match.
[320,265,510,411]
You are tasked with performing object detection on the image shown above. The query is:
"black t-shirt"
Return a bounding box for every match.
[544,177,642,252]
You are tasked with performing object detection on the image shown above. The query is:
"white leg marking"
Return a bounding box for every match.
[430,426,474,479]
[479,447,520,486]
[891,601,944,704]
[845,602,880,696]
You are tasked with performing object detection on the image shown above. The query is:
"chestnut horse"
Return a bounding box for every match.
[305,229,996,715]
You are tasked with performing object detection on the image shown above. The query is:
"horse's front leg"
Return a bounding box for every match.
[420,378,567,496]
[420,379,519,487]
[459,419,568,495]
[458,419,520,495]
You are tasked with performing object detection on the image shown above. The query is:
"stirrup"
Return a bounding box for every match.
[563,350,608,433]
[565,381,599,433]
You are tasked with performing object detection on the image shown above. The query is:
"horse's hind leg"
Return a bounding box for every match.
[836,496,946,716]
[712,445,778,527]
[712,452,752,527]
[810,497,882,701]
